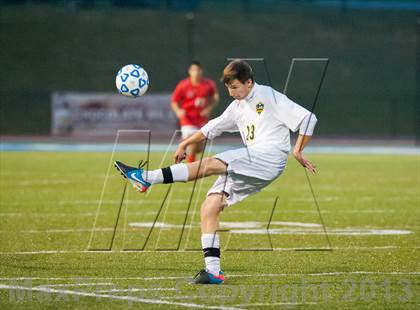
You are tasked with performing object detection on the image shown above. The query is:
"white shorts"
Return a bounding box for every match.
[207,147,288,206]
[181,125,199,139]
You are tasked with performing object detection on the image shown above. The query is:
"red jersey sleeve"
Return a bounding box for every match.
[172,81,185,102]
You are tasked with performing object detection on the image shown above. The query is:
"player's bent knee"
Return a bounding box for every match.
[201,194,226,219]
[201,204,220,219]
[206,158,227,176]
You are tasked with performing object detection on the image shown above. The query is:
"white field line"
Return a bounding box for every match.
[96,288,177,293]
[229,228,413,235]
[0,212,97,217]
[0,209,400,217]
[270,221,321,228]
[57,197,402,205]
[2,224,415,235]
[58,199,192,205]
[130,221,322,229]
[37,282,114,288]
[58,196,418,205]
[0,284,242,310]
[229,271,420,278]
[233,302,317,307]
[1,271,419,282]
[0,228,115,233]
[1,246,420,255]
[0,276,186,281]
[162,295,230,299]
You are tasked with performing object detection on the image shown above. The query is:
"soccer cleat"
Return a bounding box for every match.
[192,269,225,284]
[114,160,151,192]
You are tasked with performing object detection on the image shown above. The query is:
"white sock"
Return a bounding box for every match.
[142,169,163,184]
[170,163,189,182]
[142,163,188,184]
[201,233,221,276]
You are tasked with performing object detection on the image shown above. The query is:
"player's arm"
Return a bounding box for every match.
[171,82,186,118]
[200,81,220,117]
[293,134,316,174]
[171,100,185,118]
[174,130,206,163]
[174,102,237,163]
[293,113,318,174]
[272,90,318,174]
[200,91,220,117]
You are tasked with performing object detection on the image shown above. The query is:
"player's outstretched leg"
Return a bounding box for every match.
[193,193,226,284]
[114,157,227,192]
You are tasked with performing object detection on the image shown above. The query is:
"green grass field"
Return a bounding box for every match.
[0,151,419,309]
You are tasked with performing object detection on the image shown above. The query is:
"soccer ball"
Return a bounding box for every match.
[115,64,149,97]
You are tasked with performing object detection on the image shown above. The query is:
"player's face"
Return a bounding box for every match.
[188,64,203,81]
[225,79,253,100]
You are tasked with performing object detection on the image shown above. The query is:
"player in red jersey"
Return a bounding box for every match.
[171,61,219,162]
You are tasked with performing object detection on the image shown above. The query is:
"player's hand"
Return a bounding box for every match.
[200,108,211,118]
[175,109,186,118]
[174,146,187,163]
[293,151,317,174]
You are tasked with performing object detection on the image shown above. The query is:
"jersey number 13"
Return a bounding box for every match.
[246,124,255,141]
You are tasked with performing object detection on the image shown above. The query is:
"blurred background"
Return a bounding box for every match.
[0,0,418,143]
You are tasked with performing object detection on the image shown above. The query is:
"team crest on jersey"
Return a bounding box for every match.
[187,90,195,99]
[256,102,264,114]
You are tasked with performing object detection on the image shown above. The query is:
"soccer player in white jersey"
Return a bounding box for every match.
[115,60,318,284]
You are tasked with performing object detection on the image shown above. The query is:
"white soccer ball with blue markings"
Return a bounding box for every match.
[115,64,149,97]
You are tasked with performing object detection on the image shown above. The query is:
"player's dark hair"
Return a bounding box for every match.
[190,60,202,68]
[221,60,254,85]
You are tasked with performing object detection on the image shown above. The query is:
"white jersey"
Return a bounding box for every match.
[201,82,314,156]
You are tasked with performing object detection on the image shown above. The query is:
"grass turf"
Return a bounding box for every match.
[0,151,419,309]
